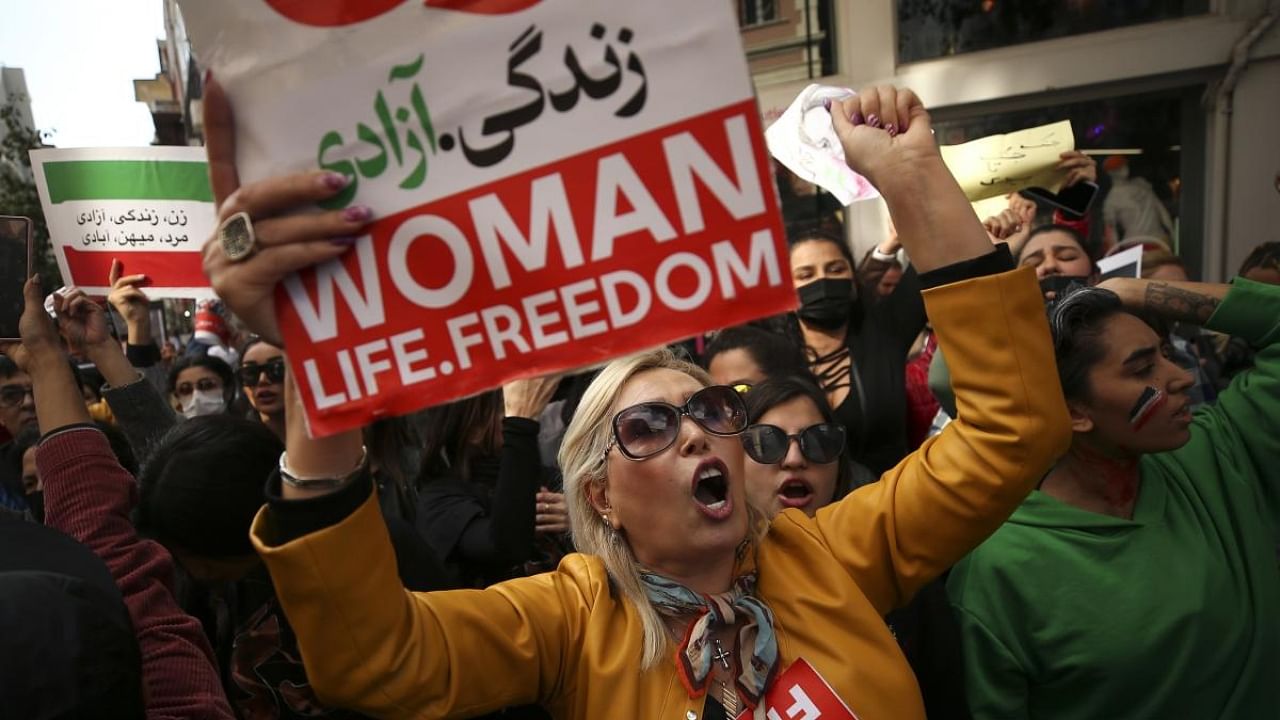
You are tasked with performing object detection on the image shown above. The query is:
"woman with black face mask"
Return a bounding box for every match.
[786,225,927,476]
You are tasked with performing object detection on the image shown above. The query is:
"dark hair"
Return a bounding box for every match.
[415,390,504,483]
[786,225,865,337]
[97,421,139,477]
[1046,285,1126,402]
[1018,224,1095,269]
[9,423,137,479]
[365,416,420,524]
[0,355,19,380]
[167,354,236,407]
[1239,241,1280,276]
[742,375,854,502]
[137,414,282,558]
[703,325,811,383]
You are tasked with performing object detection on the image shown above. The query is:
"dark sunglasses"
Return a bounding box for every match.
[0,385,34,409]
[606,385,748,460]
[741,422,846,465]
[238,357,286,386]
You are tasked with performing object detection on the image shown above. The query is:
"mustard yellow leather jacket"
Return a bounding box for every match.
[251,267,1070,720]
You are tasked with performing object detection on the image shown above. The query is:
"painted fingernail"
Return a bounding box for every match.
[866,114,881,128]
[850,112,864,126]
[886,123,898,137]
[822,98,832,112]
[321,172,351,191]
[204,68,212,86]
[342,205,372,222]
[330,235,359,247]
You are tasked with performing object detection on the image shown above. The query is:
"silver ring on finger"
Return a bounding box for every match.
[219,211,257,262]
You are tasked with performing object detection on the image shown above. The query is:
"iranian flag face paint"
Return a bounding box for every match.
[1128,386,1167,431]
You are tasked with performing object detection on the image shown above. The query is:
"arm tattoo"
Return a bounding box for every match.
[1143,282,1221,324]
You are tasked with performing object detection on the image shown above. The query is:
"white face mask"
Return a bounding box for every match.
[181,389,226,419]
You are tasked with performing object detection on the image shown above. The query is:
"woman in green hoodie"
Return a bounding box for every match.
[948,275,1280,719]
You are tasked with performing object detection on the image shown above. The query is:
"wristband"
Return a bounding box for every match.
[279,446,368,491]
[871,248,898,262]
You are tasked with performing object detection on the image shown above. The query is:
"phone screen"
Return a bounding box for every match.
[0,216,33,341]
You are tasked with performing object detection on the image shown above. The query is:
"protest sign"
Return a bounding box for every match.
[941,120,1074,203]
[179,0,792,436]
[31,147,216,300]
[1098,244,1144,280]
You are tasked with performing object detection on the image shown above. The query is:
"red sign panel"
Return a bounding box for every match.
[278,99,793,436]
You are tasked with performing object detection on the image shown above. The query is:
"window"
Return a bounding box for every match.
[898,0,1210,63]
[739,0,779,28]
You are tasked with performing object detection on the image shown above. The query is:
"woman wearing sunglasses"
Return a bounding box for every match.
[739,375,852,519]
[238,337,287,440]
[200,82,1070,718]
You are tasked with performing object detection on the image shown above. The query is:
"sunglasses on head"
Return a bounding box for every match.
[606,384,748,461]
[741,422,845,465]
[238,357,286,386]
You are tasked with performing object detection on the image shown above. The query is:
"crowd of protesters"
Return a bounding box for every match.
[1,79,1277,720]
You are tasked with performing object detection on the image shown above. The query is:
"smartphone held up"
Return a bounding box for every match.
[0,216,33,341]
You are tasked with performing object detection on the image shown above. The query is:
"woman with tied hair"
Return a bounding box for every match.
[948,276,1280,719]
[198,80,1069,718]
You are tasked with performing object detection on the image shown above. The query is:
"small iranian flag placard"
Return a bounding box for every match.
[31,146,217,300]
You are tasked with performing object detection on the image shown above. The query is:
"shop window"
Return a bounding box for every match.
[898,0,1210,63]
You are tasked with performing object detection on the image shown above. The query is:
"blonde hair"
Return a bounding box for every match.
[1141,248,1185,279]
[558,347,766,669]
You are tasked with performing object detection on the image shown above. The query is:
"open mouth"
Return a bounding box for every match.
[691,459,733,520]
[776,478,814,509]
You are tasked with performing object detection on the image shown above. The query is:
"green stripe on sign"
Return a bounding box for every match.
[43,160,212,204]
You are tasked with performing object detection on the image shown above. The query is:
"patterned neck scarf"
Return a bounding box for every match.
[639,570,779,710]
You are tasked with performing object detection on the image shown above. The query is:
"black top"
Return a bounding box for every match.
[826,263,927,476]
[416,417,566,588]
[820,246,1015,476]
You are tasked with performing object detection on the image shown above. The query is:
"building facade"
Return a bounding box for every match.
[744,0,1280,281]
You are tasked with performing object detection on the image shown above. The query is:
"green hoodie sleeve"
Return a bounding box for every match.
[1194,277,1280,521]
[952,605,1030,719]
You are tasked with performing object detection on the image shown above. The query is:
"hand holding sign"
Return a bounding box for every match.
[52,288,113,357]
[201,75,375,347]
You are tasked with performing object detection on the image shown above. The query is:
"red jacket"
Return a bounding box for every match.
[39,426,235,720]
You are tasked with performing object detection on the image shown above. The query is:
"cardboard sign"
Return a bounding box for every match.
[179,0,792,436]
[735,659,859,720]
[941,120,1074,203]
[30,147,217,300]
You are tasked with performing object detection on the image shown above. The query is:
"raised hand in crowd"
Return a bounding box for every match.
[983,192,1037,252]
[106,259,154,347]
[831,87,994,271]
[201,77,371,348]
[502,374,562,420]
[55,287,139,389]
[1057,149,1098,189]
[1,276,237,720]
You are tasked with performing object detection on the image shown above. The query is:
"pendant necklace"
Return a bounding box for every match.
[712,638,740,716]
